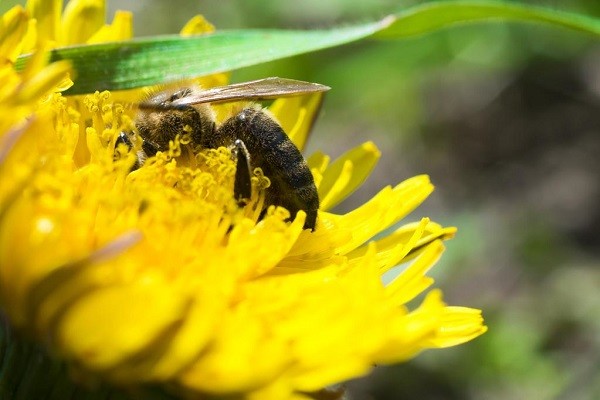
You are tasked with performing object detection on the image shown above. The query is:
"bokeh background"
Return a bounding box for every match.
[3,1,599,399]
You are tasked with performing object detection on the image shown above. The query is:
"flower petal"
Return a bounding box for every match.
[180,14,216,35]
[26,0,61,44]
[330,175,434,255]
[178,308,290,393]
[429,306,488,348]
[56,281,188,371]
[375,289,447,363]
[0,6,29,62]
[306,150,329,189]
[269,93,325,151]
[14,60,72,105]
[347,218,456,273]
[87,10,133,44]
[61,0,106,45]
[318,141,381,210]
[385,240,444,305]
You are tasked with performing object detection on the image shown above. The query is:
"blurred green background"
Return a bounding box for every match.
[3,0,599,399]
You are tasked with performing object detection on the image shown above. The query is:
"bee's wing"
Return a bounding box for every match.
[170,77,330,107]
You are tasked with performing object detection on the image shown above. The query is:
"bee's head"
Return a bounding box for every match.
[137,86,216,151]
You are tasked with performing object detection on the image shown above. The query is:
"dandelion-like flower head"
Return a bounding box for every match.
[0,2,486,399]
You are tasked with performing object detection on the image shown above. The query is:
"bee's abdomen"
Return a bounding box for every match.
[214,106,319,230]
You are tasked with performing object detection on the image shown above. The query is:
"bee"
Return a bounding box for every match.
[117,77,329,231]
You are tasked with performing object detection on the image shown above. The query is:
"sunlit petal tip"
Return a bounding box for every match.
[269,92,325,151]
[360,140,381,156]
[395,173,433,193]
[428,307,488,348]
[26,0,61,43]
[385,240,445,304]
[318,141,380,210]
[180,14,216,35]
[87,10,133,43]
[307,150,329,171]
[0,5,29,61]
[61,0,106,45]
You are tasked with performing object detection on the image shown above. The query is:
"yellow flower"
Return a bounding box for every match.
[25,0,132,47]
[0,1,486,399]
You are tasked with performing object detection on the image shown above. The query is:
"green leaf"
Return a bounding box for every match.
[15,0,600,95]
[375,1,600,39]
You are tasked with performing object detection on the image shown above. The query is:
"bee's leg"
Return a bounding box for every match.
[115,131,133,150]
[114,132,141,171]
[232,139,252,206]
[141,139,159,158]
[114,132,161,171]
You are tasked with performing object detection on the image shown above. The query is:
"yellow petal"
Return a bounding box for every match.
[269,92,325,151]
[399,224,457,262]
[26,0,61,44]
[178,309,289,393]
[0,6,29,61]
[0,206,95,328]
[376,289,447,363]
[228,211,305,278]
[87,10,133,44]
[0,118,31,165]
[0,113,60,199]
[347,219,456,273]
[429,306,488,347]
[180,14,215,35]
[61,0,106,45]
[349,217,430,273]
[18,44,49,81]
[306,150,329,173]
[57,282,188,371]
[20,18,38,54]
[331,175,434,254]
[306,150,329,189]
[14,60,72,105]
[140,295,225,381]
[320,159,352,210]
[385,240,444,305]
[318,141,380,210]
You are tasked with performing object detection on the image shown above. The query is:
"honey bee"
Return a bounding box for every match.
[117,77,329,231]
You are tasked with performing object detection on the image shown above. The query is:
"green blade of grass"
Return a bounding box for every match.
[15,21,391,95]
[15,0,599,95]
[376,0,600,38]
